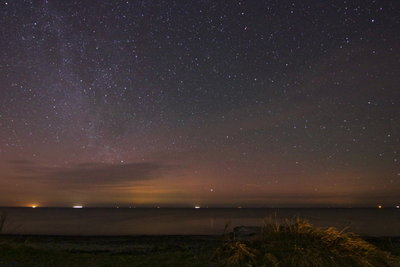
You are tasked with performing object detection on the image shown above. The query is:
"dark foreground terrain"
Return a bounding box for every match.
[0,235,219,266]
[0,234,400,266]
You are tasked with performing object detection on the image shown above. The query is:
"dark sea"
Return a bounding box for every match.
[1,208,399,236]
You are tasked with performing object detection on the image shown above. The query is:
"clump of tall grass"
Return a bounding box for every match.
[214,217,399,266]
[0,211,7,234]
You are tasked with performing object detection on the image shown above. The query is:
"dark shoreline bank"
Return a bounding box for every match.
[1,233,400,266]
[2,234,400,253]
[0,234,220,266]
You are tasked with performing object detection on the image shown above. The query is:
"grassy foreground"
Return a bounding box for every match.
[0,218,399,266]
[0,235,218,267]
[214,218,400,266]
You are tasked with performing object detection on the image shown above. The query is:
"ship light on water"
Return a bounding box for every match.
[73,205,83,209]
[194,206,201,209]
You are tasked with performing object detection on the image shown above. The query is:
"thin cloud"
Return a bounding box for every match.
[9,159,173,188]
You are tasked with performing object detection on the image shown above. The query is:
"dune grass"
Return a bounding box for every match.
[213,217,400,267]
[0,211,6,234]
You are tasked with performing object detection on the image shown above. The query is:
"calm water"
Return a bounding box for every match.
[1,208,399,236]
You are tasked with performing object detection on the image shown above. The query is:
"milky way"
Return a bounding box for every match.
[0,1,399,207]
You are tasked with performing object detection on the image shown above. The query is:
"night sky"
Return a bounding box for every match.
[0,1,399,208]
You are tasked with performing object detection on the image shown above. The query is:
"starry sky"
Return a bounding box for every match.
[0,0,399,208]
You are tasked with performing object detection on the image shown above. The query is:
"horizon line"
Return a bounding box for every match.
[1,205,399,209]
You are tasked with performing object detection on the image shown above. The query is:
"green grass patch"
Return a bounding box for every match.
[0,243,213,267]
[0,235,218,266]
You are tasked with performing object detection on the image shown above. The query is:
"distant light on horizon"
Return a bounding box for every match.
[396,205,399,209]
[378,205,382,209]
[31,205,37,208]
[73,205,83,209]
[194,206,200,209]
